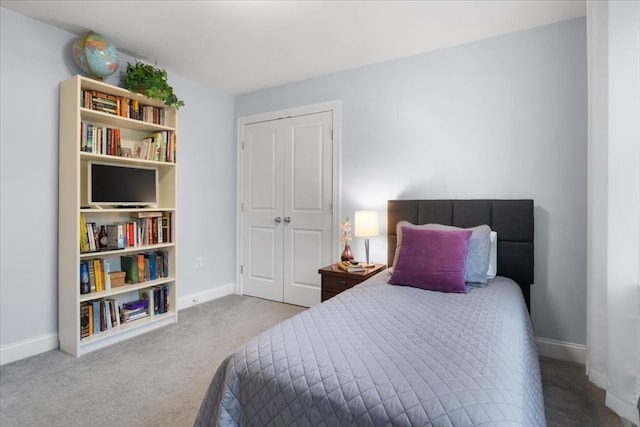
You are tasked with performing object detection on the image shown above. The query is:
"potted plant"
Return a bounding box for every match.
[122,61,185,109]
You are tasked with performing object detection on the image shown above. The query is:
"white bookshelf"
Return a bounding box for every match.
[58,75,178,357]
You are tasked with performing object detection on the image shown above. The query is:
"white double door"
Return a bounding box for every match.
[240,110,334,307]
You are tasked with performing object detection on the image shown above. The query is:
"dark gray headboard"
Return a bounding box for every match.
[387,199,534,311]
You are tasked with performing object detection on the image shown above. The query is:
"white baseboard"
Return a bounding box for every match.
[536,337,587,364]
[0,333,59,366]
[1,283,238,366]
[177,282,237,310]
[2,298,585,369]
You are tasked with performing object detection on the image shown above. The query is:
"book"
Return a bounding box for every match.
[87,261,96,293]
[86,123,94,152]
[106,298,120,327]
[121,310,149,323]
[80,303,90,339]
[106,224,124,249]
[103,300,112,330]
[121,306,147,317]
[123,299,148,311]
[100,300,107,331]
[92,300,101,334]
[162,212,171,242]
[87,303,94,336]
[120,299,149,322]
[146,252,157,281]
[137,254,145,283]
[120,255,138,284]
[131,211,163,218]
[161,250,169,277]
[155,217,162,244]
[86,222,97,251]
[154,285,168,314]
[80,261,90,294]
[103,259,111,290]
[337,261,366,273]
[93,259,103,292]
[79,213,89,253]
[151,217,157,244]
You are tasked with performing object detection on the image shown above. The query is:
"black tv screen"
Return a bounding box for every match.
[88,162,158,207]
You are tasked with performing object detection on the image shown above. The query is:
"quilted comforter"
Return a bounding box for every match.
[194,271,545,426]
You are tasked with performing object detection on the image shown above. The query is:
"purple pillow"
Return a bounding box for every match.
[389,227,472,293]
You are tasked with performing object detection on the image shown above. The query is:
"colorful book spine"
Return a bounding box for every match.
[103,259,111,290]
[80,303,90,339]
[79,213,89,253]
[92,300,101,334]
[93,259,103,292]
[80,261,90,294]
[120,255,138,284]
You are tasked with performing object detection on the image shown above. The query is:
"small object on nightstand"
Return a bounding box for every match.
[337,261,366,273]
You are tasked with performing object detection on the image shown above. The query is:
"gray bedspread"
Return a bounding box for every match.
[194,271,545,426]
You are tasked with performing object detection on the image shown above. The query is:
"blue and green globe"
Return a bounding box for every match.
[72,31,120,80]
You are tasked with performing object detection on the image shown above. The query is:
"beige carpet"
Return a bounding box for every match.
[541,356,623,426]
[0,295,622,426]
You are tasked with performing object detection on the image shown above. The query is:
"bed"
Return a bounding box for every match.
[194,199,545,426]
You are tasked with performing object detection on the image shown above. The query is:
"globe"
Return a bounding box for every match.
[72,31,120,80]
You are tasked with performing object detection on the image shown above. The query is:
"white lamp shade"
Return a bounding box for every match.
[354,210,379,237]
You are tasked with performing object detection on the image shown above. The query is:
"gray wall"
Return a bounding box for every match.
[236,18,588,345]
[0,8,236,348]
[0,6,588,353]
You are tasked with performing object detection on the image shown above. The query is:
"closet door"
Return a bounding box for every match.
[241,119,285,302]
[241,111,333,306]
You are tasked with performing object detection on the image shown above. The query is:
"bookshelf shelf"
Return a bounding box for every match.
[80,108,175,132]
[58,75,179,357]
[73,313,177,355]
[79,243,175,259]
[78,277,175,302]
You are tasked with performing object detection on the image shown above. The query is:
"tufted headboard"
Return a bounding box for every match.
[387,199,534,311]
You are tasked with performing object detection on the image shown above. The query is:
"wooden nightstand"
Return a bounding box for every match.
[318,263,386,302]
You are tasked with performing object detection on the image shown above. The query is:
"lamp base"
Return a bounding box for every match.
[364,238,371,265]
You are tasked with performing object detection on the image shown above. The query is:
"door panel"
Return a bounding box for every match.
[291,124,324,210]
[245,226,282,301]
[283,112,333,306]
[242,110,333,307]
[248,129,278,211]
[242,122,284,301]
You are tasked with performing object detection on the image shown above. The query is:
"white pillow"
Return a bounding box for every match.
[487,231,497,279]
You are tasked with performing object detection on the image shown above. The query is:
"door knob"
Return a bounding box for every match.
[284,216,291,223]
[274,217,282,224]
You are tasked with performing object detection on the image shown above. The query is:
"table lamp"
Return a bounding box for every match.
[354,210,379,266]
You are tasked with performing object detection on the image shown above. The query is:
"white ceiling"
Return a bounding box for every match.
[2,0,586,95]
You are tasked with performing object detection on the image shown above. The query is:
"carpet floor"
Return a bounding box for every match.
[0,295,623,426]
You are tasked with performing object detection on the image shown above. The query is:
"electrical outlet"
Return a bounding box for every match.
[195,256,203,269]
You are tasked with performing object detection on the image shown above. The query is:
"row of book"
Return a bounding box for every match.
[140,285,170,315]
[80,122,121,155]
[81,89,167,126]
[79,285,171,339]
[124,212,172,248]
[120,299,150,323]
[79,250,169,295]
[120,251,170,285]
[80,213,100,253]
[79,212,172,254]
[80,298,121,338]
[80,258,115,294]
[131,131,176,163]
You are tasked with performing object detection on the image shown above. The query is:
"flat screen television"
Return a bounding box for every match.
[88,162,158,208]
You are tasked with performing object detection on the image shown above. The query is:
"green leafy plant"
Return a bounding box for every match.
[122,61,184,109]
